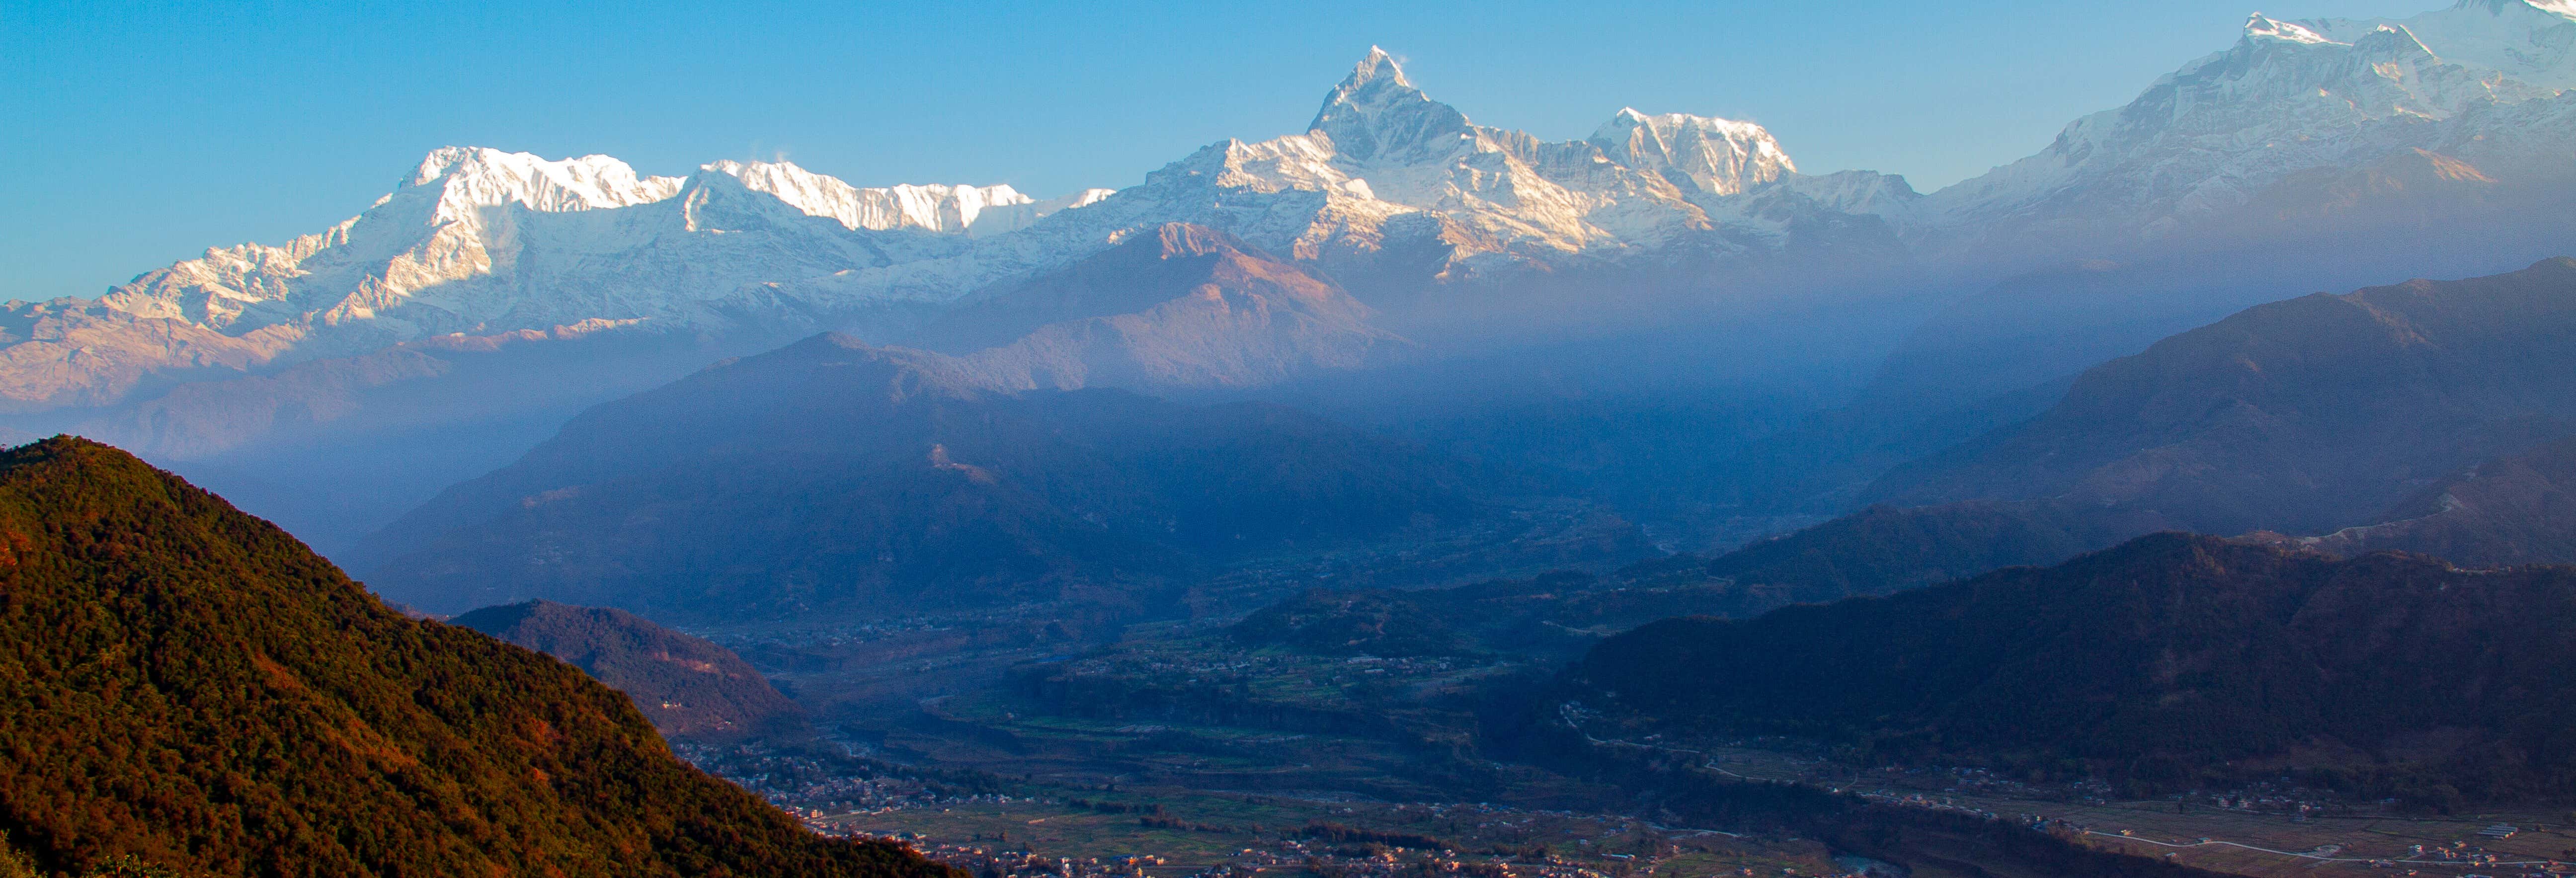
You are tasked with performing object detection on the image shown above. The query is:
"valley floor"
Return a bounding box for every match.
[1675,744,2576,877]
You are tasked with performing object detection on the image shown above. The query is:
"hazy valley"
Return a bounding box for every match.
[13,2,2576,876]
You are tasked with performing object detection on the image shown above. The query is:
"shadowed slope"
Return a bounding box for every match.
[2299,433,2576,566]
[453,600,811,744]
[362,334,1499,622]
[1571,533,2576,803]
[1871,258,2576,536]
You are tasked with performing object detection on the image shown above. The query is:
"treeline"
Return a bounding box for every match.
[1066,798,1166,816]
[1298,822,1453,851]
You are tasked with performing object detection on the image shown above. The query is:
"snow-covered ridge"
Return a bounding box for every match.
[1921,0,2576,240]
[704,160,1099,237]
[1590,108,1796,197]
[2298,0,2576,90]
[20,1,2576,413]
[2244,14,2336,44]
[68,144,1114,378]
[407,147,685,224]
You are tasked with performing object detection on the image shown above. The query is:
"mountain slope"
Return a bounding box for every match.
[1703,500,2180,601]
[1870,258,2576,536]
[359,334,1508,621]
[1926,2,2576,254]
[1569,533,2576,803]
[452,600,810,743]
[914,223,1410,390]
[0,436,952,878]
[2296,432,2576,565]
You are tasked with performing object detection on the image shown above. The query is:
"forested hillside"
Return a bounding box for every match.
[0,437,955,878]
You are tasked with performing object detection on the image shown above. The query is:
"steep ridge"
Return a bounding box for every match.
[1568,533,2576,804]
[1870,258,2576,536]
[359,334,1511,621]
[452,600,811,744]
[2295,432,2576,565]
[1702,500,2182,602]
[0,437,951,878]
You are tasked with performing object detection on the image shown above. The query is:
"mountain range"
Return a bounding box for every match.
[51,4,2576,391]
[14,1,2576,553]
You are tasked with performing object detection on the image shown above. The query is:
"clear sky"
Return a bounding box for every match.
[2,0,2443,302]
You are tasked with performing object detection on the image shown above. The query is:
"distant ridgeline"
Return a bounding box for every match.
[1566,533,2576,807]
[358,334,1605,624]
[0,437,955,878]
[1714,258,2576,596]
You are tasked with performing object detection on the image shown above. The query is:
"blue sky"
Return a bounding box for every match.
[2,0,2441,302]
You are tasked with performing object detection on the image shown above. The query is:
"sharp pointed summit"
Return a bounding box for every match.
[1342,45,1409,89]
[1308,46,1471,163]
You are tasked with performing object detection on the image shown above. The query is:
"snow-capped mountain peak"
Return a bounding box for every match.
[405,147,684,225]
[2301,0,2576,89]
[2455,0,2576,22]
[29,2,2576,418]
[2246,13,2336,43]
[1307,46,1473,164]
[1922,0,2576,242]
[1588,107,1796,197]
